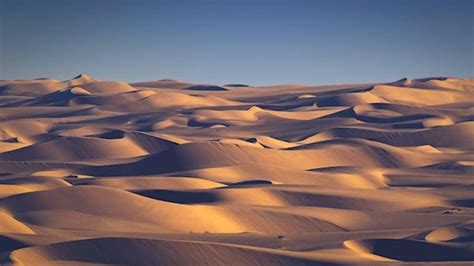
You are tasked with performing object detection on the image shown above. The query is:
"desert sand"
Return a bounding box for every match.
[0,74,473,265]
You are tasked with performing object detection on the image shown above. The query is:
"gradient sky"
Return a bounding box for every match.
[1,0,473,85]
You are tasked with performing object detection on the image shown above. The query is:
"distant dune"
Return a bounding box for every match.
[0,75,473,265]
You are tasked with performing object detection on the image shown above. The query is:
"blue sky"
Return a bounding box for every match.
[1,0,473,85]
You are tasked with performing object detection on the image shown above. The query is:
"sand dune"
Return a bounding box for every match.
[0,75,473,264]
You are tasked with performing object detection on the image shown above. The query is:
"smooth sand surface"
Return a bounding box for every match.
[0,75,473,265]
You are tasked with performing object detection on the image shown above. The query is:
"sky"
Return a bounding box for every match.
[1,0,473,85]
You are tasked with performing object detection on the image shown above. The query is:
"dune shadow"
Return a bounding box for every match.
[134,189,220,204]
[226,179,273,188]
[362,239,474,261]
[90,130,125,139]
[185,85,228,91]
[224,84,249,87]
[0,236,27,253]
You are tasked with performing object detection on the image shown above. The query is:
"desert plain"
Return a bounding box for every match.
[0,75,473,265]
